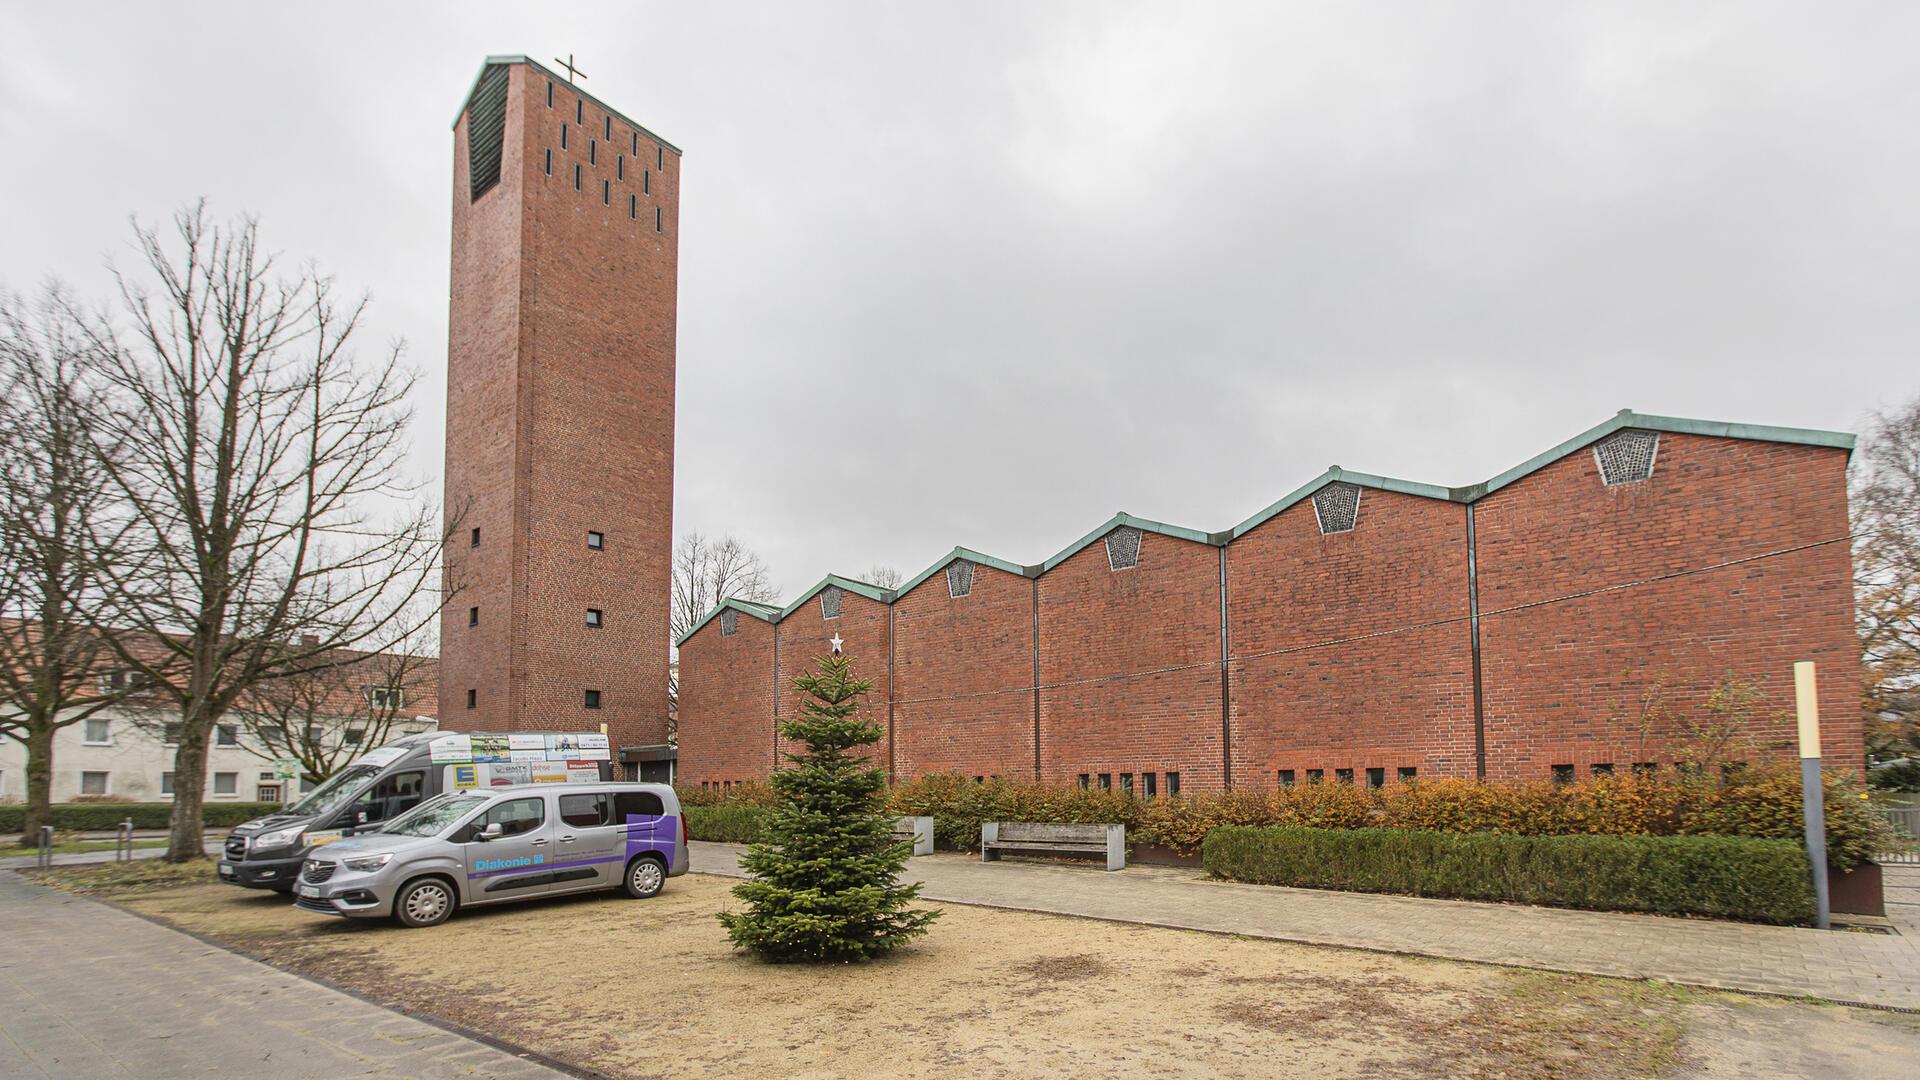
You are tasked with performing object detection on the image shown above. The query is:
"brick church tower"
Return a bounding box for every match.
[441,56,680,755]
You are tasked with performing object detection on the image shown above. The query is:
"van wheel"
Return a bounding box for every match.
[394,878,457,928]
[624,856,666,899]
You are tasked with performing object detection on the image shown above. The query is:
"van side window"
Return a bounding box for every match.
[613,791,664,819]
[356,770,425,823]
[559,792,611,828]
[476,797,544,838]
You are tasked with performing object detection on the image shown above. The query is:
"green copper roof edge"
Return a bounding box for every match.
[773,574,894,622]
[1229,468,1456,540]
[674,597,781,648]
[1039,512,1221,573]
[894,547,1035,598]
[1473,410,1855,499]
[454,55,684,154]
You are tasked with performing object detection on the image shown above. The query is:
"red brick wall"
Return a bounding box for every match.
[892,563,1037,781]
[1228,489,1477,784]
[1473,433,1860,778]
[1037,531,1226,791]
[442,61,680,751]
[775,589,892,769]
[675,613,776,784]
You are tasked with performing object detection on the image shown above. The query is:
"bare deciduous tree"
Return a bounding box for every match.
[670,531,778,643]
[1855,394,1920,764]
[92,204,445,861]
[861,565,903,590]
[231,626,437,787]
[0,286,146,842]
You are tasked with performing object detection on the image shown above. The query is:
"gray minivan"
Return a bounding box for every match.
[290,782,686,928]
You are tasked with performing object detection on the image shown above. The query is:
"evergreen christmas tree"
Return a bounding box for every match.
[718,652,939,962]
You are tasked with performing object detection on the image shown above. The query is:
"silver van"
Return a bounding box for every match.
[290,782,687,928]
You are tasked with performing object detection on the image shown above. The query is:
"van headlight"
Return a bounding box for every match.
[253,827,304,850]
[341,853,393,873]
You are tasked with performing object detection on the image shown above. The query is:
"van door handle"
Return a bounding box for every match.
[559,835,576,843]
[529,838,549,846]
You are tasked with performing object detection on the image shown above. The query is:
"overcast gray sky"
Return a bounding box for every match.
[3,2,1917,598]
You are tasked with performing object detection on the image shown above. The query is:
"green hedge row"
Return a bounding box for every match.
[1202,824,1815,924]
[683,805,771,844]
[2,802,283,833]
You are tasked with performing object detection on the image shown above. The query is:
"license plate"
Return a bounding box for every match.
[218,863,235,878]
[297,884,322,899]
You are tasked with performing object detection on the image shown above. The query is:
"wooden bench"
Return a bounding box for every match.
[893,815,934,857]
[980,821,1125,871]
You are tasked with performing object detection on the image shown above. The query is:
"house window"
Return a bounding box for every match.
[84,718,111,745]
[1593,429,1659,485]
[1098,773,1111,790]
[470,526,481,547]
[1591,763,1615,777]
[1306,768,1324,783]
[1277,769,1295,786]
[1077,774,1090,789]
[584,689,602,709]
[1312,482,1361,535]
[1365,767,1385,789]
[344,728,365,745]
[946,560,974,598]
[819,586,843,620]
[1166,772,1180,796]
[586,608,604,628]
[466,688,477,710]
[1398,767,1418,782]
[1104,526,1142,570]
[719,609,739,636]
[215,724,239,747]
[469,606,479,627]
[1334,768,1354,784]
[81,771,109,795]
[1120,773,1133,794]
[1143,772,1157,798]
[160,772,174,795]
[366,687,403,710]
[1551,764,1576,784]
[164,724,181,746]
[214,772,238,796]
[588,531,605,550]
[1632,762,1658,776]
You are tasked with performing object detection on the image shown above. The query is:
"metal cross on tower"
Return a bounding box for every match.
[553,54,588,83]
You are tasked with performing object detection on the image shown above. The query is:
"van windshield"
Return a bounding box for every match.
[287,764,380,819]
[380,793,490,838]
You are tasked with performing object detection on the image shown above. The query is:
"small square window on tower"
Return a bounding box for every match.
[576,98,583,124]
[586,608,604,629]
[658,146,664,169]
[604,115,612,140]
[587,531,604,550]
[546,80,554,108]
[632,132,639,155]
[584,689,602,709]
[465,688,477,710]
[468,606,479,627]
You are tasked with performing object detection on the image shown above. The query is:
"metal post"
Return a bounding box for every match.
[118,818,134,862]
[36,825,52,870]
[1794,661,1830,930]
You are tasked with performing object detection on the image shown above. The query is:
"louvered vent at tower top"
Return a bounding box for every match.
[466,64,510,202]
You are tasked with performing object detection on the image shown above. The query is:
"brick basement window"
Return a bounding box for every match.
[586,608,603,629]
[465,689,476,709]
[584,689,602,709]
[587,531,604,550]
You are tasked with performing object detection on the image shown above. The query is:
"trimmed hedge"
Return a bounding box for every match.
[1203,824,1816,924]
[3,801,283,833]
[683,804,771,844]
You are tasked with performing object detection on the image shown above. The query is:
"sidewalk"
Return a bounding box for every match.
[0,871,567,1079]
[0,836,222,871]
[689,841,1920,1010]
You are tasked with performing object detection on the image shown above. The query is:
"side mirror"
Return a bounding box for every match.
[477,822,504,842]
[355,809,371,825]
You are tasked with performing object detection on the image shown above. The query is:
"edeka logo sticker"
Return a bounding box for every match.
[474,853,545,874]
